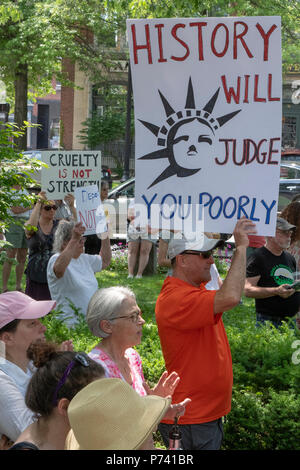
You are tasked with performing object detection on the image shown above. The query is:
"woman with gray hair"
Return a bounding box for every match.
[87,286,191,422]
[46,221,111,326]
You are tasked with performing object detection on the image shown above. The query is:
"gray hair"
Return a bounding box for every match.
[87,286,136,338]
[53,220,75,253]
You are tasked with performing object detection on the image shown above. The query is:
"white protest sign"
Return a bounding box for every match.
[75,185,107,236]
[41,150,101,199]
[127,17,282,236]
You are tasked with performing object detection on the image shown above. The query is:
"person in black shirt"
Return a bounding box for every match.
[245,217,300,327]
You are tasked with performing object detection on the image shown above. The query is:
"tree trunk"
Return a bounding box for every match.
[14,63,28,150]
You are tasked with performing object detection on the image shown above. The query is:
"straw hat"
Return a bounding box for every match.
[65,378,171,450]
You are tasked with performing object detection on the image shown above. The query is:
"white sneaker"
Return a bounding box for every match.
[135,274,142,279]
[127,274,134,279]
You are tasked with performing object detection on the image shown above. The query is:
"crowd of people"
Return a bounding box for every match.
[0,183,300,450]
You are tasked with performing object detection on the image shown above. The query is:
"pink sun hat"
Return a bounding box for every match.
[0,291,56,329]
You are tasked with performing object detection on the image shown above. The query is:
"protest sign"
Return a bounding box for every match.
[127,16,282,235]
[41,150,101,199]
[75,184,107,236]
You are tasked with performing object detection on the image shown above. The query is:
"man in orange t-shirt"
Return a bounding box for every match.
[155,218,256,450]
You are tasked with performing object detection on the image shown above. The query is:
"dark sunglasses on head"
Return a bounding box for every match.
[52,353,89,405]
[43,205,58,211]
[182,250,214,259]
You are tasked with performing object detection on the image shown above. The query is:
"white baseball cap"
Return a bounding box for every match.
[168,234,224,260]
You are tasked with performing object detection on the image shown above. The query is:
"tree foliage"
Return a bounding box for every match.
[0,1,120,147]
[0,122,43,233]
[79,111,127,148]
[114,0,300,69]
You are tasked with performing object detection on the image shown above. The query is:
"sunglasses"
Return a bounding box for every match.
[43,205,58,211]
[52,353,89,405]
[182,250,214,259]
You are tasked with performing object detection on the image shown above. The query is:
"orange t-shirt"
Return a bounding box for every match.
[155,276,233,425]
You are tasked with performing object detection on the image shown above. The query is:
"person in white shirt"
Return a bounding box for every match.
[54,194,77,222]
[47,221,111,326]
[0,291,56,447]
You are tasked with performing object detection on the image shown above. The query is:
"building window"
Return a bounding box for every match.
[282,116,297,148]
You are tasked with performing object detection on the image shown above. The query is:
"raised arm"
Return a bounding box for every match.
[24,191,46,238]
[53,222,85,278]
[64,194,77,222]
[214,218,257,314]
[158,238,172,268]
[99,233,112,269]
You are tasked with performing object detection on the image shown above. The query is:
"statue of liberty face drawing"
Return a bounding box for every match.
[138,77,241,189]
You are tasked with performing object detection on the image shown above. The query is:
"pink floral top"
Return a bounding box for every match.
[88,346,147,396]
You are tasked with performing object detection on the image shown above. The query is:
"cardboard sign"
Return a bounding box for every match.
[41,150,101,199]
[75,185,107,236]
[127,17,282,235]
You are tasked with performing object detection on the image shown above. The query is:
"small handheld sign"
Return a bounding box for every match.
[75,185,107,236]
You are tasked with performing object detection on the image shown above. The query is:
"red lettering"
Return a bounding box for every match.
[59,169,67,178]
[233,22,254,59]
[72,169,92,178]
[256,23,277,61]
[78,210,87,227]
[254,74,266,102]
[218,138,279,166]
[233,139,244,165]
[268,138,280,164]
[244,75,250,103]
[244,139,258,164]
[170,24,190,61]
[79,209,97,229]
[221,75,241,104]
[215,139,234,165]
[268,74,280,101]
[256,139,268,164]
[155,24,167,63]
[211,23,229,57]
[190,22,207,60]
[131,24,152,65]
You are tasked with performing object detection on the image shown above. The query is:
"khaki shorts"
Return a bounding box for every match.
[5,219,27,249]
[127,225,158,243]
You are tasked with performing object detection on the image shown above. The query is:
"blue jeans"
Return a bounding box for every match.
[158,418,224,450]
[256,313,296,329]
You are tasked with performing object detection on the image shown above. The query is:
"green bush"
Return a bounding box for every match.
[227,320,300,394]
[136,323,165,387]
[223,389,300,450]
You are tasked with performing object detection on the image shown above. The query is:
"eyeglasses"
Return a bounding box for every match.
[182,250,214,259]
[52,353,89,405]
[43,205,58,211]
[111,312,143,323]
